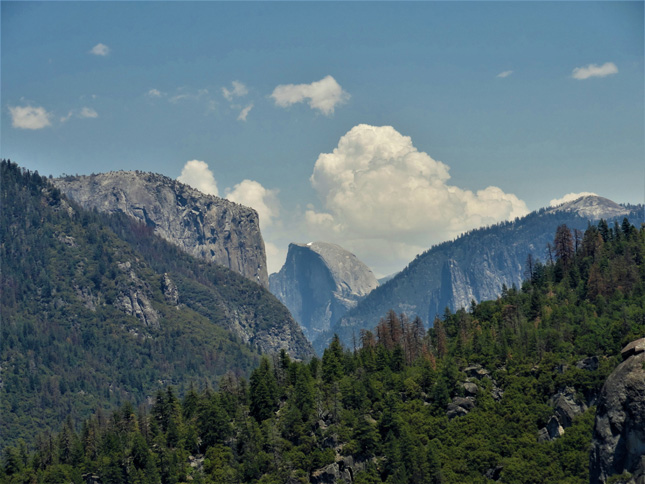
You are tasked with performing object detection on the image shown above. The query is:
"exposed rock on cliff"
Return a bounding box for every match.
[54,171,269,288]
[590,338,645,484]
[269,242,378,342]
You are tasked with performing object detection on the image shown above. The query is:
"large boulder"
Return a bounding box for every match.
[590,338,645,483]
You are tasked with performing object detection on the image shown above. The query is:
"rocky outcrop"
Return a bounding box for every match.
[310,456,367,484]
[538,386,589,442]
[162,273,179,306]
[320,196,641,351]
[590,338,645,484]
[270,242,378,342]
[54,171,269,288]
[447,397,475,419]
[114,261,160,328]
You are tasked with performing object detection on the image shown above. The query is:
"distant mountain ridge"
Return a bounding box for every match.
[314,196,642,353]
[54,171,269,288]
[270,242,378,342]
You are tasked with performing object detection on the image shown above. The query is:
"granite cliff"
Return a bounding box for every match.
[590,338,645,484]
[54,171,269,288]
[270,242,378,342]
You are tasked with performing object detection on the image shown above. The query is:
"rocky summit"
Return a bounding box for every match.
[590,338,645,484]
[547,195,631,220]
[270,242,378,342]
[54,171,269,288]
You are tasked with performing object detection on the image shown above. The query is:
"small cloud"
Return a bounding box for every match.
[60,107,98,122]
[572,62,618,80]
[177,160,219,196]
[225,179,280,229]
[169,88,209,104]
[222,81,248,101]
[79,107,98,118]
[146,89,165,98]
[549,192,598,207]
[60,111,73,123]
[237,103,253,122]
[497,70,513,78]
[89,43,110,56]
[9,105,52,130]
[271,75,349,116]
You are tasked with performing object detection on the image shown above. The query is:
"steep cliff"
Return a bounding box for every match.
[316,196,641,352]
[54,171,269,288]
[269,242,378,342]
[590,338,645,484]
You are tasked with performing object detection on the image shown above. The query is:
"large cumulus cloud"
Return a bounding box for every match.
[306,124,528,273]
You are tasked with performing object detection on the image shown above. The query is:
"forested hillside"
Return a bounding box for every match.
[3,219,643,483]
[0,161,311,449]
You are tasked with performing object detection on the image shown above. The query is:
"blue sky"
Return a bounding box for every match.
[2,1,643,276]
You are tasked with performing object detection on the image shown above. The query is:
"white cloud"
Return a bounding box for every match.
[263,241,286,276]
[177,160,219,196]
[237,103,253,121]
[175,160,283,272]
[572,62,618,80]
[169,88,209,104]
[222,81,248,101]
[90,43,110,56]
[306,124,529,274]
[79,107,98,118]
[271,75,349,115]
[225,180,282,273]
[225,179,280,229]
[146,89,165,98]
[60,107,98,122]
[497,70,513,78]
[9,105,52,129]
[549,192,598,207]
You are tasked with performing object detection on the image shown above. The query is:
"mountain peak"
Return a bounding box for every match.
[548,195,629,220]
[270,241,378,343]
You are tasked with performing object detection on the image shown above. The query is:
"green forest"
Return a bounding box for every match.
[2,169,644,484]
[0,160,309,449]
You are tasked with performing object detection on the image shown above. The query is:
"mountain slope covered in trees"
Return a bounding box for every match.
[0,161,312,449]
[317,197,642,353]
[3,220,643,483]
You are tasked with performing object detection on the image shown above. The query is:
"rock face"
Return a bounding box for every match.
[590,338,645,484]
[54,171,269,288]
[318,196,641,352]
[547,195,630,220]
[270,242,378,342]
